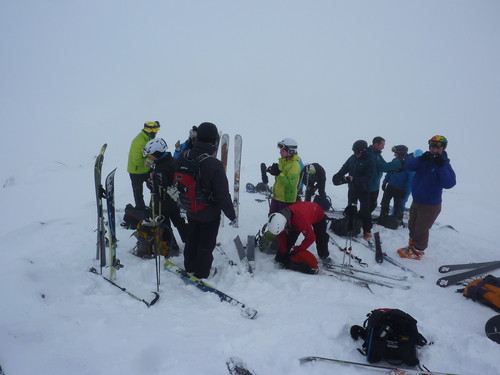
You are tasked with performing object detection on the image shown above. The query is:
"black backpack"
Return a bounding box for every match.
[350,308,428,366]
[330,217,362,237]
[121,204,150,230]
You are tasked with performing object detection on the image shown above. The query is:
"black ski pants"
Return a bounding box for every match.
[184,217,220,279]
[348,189,373,234]
[129,172,149,210]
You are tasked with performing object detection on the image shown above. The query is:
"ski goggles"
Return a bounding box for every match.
[277,142,286,149]
[428,140,445,148]
[144,121,160,133]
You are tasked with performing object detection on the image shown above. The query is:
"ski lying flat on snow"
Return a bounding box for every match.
[234,235,254,276]
[322,263,408,281]
[164,259,257,319]
[351,236,424,279]
[438,260,500,273]
[436,262,500,287]
[327,232,368,267]
[226,356,256,375]
[322,267,410,289]
[299,356,460,375]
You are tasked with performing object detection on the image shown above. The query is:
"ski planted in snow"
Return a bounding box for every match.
[220,134,229,227]
[233,134,242,227]
[299,356,460,375]
[226,356,256,375]
[89,267,159,307]
[105,168,122,280]
[485,315,500,344]
[94,143,107,273]
[164,259,257,319]
[374,231,383,264]
[234,235,253,276]
[437,262,500,287]
[438,260,500,273]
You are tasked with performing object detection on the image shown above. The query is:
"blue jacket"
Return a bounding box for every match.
[382,158,412,193]
[335,150,375,192]
[368,146,402,192]
[406,151,456,205]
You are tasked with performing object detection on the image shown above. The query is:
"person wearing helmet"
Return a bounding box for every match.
[379,145,411,223]
[367,136,403,216]
[181,122,236,279]
[173,125,198,159]
[127,121,161,209]
[142,138,187,255]
[267,201,332,268]
[299,163,327,202]
[397,135,456,260]
[332,140,375,241]
[266,138,302,215]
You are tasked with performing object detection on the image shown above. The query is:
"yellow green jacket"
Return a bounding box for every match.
[127,131,150,174]
[272,154,301,203]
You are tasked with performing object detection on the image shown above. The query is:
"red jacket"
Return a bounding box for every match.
[278,202,325,253]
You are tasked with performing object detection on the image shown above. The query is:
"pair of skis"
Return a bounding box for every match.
[93,144,120,280]
[164,259,257,319]
[233,235,256,276]
[436,260,500,287]
[299,356,460,375]
[220,134,242,227]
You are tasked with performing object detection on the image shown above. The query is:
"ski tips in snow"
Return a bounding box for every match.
[485,315,500,344]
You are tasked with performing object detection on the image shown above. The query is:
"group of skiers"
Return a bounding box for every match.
[265,135,456,271]
[127,121,456,279]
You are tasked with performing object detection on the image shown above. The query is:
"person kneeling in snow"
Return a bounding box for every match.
[267,201,333,273]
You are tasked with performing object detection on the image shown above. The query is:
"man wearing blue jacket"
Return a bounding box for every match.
[397,135,456,260]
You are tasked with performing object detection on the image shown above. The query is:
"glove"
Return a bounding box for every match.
[434,153,445,167]
[382,183,387,191]
[166,186,180,201]
[229,218,238,226]
[175,140,181,153]
[144,157,154,168]
[419,151,433,162]
[332,174,348,186]
[267,163,280,176]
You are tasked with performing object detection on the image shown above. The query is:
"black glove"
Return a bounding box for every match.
[382,183,387,191]
[419,151,433,162]
[267,163,280,176]
[333,174,348,186]
[434,153,445,167]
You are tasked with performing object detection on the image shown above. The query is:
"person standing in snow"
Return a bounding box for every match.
[266,138,301,215]
[267,201,333,268]
[368,136,403,215]
[379,145,411,222]
[332,140,375,241]
[299,163,327,202]
[142,138,187,256]
[173,125,197,159]
[127,121,161,210]
[397,135,456,260]
[181,122,237,279]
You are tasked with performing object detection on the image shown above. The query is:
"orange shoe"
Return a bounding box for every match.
[397,246,422,260]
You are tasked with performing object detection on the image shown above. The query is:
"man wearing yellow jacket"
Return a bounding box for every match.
[267,138,301,215]
[127,121,160,209]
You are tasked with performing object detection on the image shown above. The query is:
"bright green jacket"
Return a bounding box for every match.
[127,131,150,174]
[272,154,301,203]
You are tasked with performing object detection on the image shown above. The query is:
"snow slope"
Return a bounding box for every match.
[1,1,500,375]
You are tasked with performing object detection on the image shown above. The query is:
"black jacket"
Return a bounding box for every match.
[334,150,375,192]
[185,142,236,223]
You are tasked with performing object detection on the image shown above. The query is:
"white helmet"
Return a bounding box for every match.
[143,138,168,156]
[267,213,287,235]
[277,138,298,155]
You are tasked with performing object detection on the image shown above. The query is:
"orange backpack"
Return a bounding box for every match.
[462,275,500,312]
[288,249,319,275]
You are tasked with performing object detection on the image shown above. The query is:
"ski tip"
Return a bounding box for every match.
[241,307,258,319]
[147,291,160,307]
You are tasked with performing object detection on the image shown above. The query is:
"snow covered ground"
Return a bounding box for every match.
[1,1,500,375]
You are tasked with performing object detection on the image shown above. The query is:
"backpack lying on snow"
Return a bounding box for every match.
[121,204,150,230]
[132,220,169,259]
[350,308,428,366]
[287,249,319,275]
[462,275,500,312]
[329,217,362,237]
